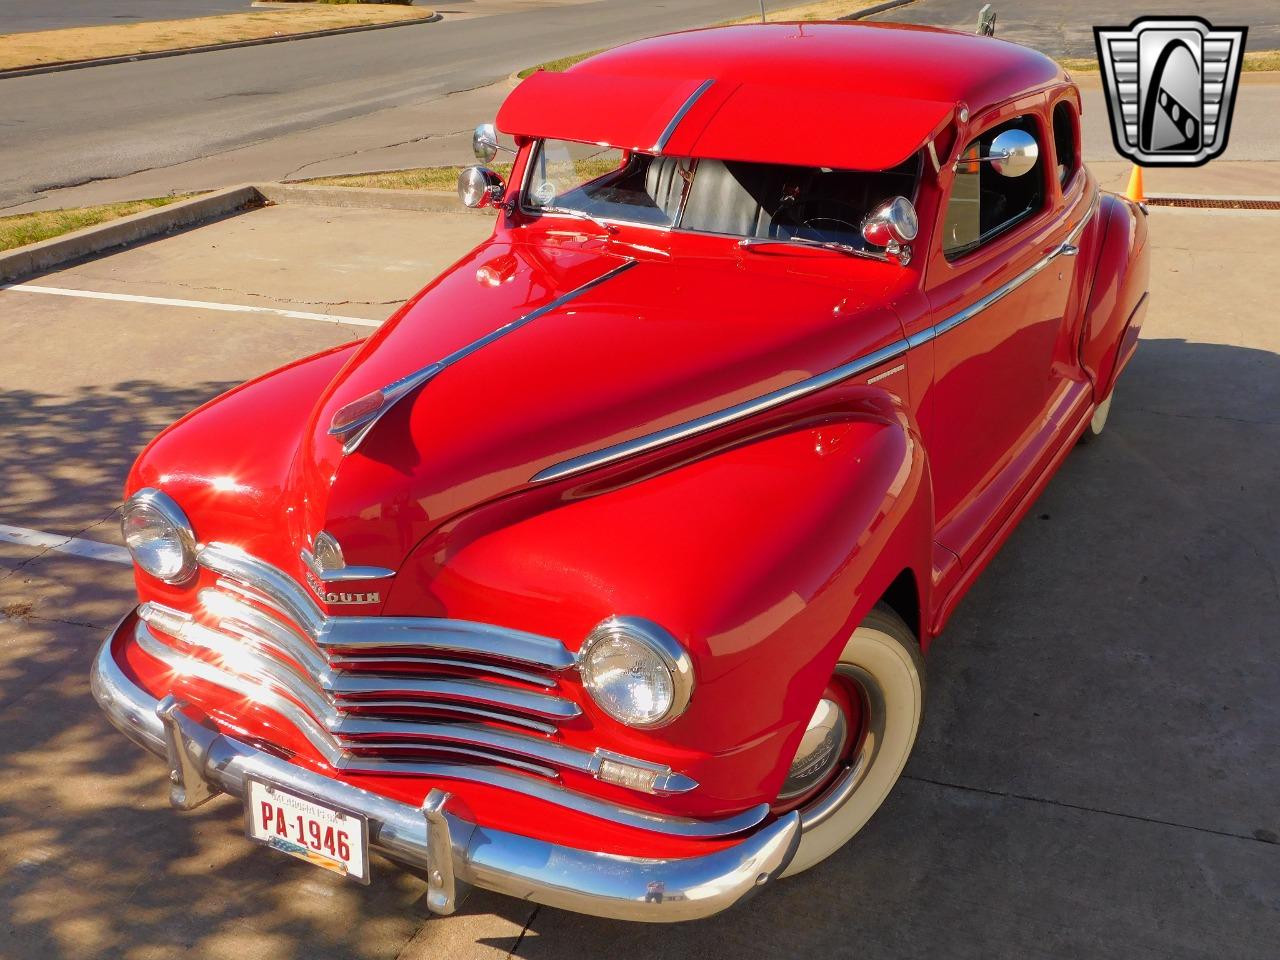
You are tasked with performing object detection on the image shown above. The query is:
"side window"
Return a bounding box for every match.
[942,115,1045,260]
[1052,101,1079,187]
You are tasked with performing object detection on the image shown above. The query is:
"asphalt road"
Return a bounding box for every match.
[870,0,1280,57]
[2,0,1278,214]
[0,0,781,211]
[0,0,257,33]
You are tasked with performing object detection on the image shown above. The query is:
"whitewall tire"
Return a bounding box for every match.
[781,605,925,877]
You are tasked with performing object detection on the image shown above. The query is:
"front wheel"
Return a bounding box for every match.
[780,605,925,877]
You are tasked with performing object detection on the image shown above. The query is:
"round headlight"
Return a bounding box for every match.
[120,488,197,584]
[577,617,694,728]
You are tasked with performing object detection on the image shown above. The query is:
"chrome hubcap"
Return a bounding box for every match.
[778,697,848,800]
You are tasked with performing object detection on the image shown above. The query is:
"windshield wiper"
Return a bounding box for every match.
[538,206,618,234]
[738,236,883,263]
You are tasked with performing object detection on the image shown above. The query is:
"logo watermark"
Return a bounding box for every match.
[1094,17,1248,167]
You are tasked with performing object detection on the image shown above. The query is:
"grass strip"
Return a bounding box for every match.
[0,196,195,252]
[300,163,514,191]
[0,5,433,71]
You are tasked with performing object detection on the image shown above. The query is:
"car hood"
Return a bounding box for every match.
[286,234,905,574]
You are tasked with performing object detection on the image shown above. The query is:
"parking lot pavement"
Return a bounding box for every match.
[1,200,1278,959]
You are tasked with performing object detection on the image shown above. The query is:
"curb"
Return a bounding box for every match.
[0,182,492,282]
[837,0,916,21]
[259,182,495,214]
[0,12,441,81]
[0,186,261,283]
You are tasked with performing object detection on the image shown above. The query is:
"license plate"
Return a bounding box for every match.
[244,777,370,883]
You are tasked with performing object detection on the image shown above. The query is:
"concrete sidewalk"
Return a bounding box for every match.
[0,192,1277,959]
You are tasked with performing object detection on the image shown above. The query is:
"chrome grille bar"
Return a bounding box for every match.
[326,674,579,720]
[136,549,700,797]
[200,542,576,670]
[136,620,695,794]
[327,655,556,689]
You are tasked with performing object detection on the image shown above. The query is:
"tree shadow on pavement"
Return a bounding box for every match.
[0,378,448,960]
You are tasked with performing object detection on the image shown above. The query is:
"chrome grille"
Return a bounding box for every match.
[135,542,696,797]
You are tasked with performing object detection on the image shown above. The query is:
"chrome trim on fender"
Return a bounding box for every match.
[333,259,639,455]
[93,630,773,845]
[653,78,715,152]
[532,191,1101,485]
[532,339,911,483]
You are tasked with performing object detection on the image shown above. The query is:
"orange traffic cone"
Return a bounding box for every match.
[1124,164,1145,203]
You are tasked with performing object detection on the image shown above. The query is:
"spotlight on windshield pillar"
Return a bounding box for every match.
[458,166,506,209]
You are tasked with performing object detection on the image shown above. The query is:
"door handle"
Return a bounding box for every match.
[1056,242,1079,257]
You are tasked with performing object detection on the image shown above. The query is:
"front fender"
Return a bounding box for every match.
[1081,193,1150,396]
[385,385,933,818]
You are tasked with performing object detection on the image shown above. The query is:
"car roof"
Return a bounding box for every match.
[497,22,1065,171]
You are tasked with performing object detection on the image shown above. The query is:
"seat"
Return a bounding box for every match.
[645,156,688,222]
[680,160,772,238]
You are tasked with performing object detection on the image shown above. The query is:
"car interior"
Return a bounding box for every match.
[528,141,919,248]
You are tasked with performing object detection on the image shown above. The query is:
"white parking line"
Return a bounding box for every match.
[0,523,131,565]
[0,283,382,328]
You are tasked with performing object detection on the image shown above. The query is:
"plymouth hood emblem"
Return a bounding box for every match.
[300,531,392,605]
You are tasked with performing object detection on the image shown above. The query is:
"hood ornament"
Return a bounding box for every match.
[300,532,394,605]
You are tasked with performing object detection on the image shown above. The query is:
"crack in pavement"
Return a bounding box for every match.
[904,773,1280,847]
[1132,406,1280,428]
[0,507,123,585]
[20,79,505,211]
[281,126,469,182]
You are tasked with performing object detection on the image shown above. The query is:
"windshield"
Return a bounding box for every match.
[522,138,919,250]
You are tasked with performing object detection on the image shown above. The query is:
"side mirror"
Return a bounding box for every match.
[458,165,506,209]
[985,129,1039,178]
[861,196,919,265]
[472,123,500,163]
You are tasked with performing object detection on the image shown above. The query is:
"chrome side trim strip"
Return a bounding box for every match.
[335,259,639,455]
[532,339,911,483]
[532,192,1101,485]
[653,78,715,152]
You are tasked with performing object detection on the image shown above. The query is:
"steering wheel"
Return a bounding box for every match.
[772,198,866,245]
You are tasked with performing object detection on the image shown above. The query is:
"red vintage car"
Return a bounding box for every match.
[93,21,1149,921]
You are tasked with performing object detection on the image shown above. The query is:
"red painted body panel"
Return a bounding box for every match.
[113,22,1148,861]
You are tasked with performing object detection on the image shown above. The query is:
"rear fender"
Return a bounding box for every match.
[1080,194,1151,397]
[386,385,933,816]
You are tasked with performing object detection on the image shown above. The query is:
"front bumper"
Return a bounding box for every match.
[91,629,801,922]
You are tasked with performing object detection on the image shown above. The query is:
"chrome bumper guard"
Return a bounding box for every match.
[91,633,801,922]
